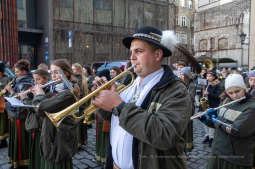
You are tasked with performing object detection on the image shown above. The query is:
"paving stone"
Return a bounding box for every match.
[76,163,89,169]
[1,163,11,169]
[81,159,98,168]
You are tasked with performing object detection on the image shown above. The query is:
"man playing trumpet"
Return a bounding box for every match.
[93,26,192,169]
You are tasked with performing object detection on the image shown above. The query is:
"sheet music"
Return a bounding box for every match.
[197,78,207,86]
[4,97,38,108]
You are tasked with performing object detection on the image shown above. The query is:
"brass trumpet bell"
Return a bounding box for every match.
[203,59,214,70]
[45,66,135,128]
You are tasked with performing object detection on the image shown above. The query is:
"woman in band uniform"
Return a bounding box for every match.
[202,74,255,169]
[72,63,89,147]
[5,59,34,169]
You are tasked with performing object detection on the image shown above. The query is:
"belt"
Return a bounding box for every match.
[113,161,121,169]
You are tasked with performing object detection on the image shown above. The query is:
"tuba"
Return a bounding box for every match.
[203,59,214,70]
[45,66,135,128]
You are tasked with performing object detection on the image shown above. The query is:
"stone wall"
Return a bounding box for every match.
[194,0,250,67]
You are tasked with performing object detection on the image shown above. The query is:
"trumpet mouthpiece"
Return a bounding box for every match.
[129,64,136,70]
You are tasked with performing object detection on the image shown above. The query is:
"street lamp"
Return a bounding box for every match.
[239,32,247,67]
[240,32,247,45]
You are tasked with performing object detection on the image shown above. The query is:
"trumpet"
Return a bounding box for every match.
[14,80,61,98]
[45,66,135,128]
[0,79,15,97]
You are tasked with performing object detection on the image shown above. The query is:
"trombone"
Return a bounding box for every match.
[45,65,135,128]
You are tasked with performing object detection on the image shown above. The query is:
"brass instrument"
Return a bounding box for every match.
[199,85,209,111]
[200,97,209,111]
[45,66,135,128]
[0,79,15,97]
[218,73,223,80]
[203,59,214,70]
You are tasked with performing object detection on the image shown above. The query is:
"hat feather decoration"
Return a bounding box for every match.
[161,30,178,53]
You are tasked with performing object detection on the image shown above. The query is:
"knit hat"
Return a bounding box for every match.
[248,70,255,78]
[180,67,191,78]
[225,74,247,91]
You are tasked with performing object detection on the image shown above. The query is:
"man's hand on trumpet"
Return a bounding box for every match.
[92,76,123,112]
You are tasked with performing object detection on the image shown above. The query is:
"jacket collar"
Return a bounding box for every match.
[153,65,176,89]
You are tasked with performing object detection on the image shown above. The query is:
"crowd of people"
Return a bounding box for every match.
[0,25,254,169]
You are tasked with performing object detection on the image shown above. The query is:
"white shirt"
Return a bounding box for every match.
[110,68,164,169]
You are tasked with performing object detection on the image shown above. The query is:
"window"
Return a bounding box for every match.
[17,0,23,9]
[218,38,228,50]
[199,39,207,50]
[61,0,72,8]
[176,16,179,26]
[181,16,186,27]
[180,0,185,7]
[188,0,192,8]
[94,0,111,9]
[179,33,187,44]
[210,38,215,49]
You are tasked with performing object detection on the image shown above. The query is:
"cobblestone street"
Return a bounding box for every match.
[0,119,211,169]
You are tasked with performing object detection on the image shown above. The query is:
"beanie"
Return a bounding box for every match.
[248,70,255,78]
[180,67,191,78]
[225,74,247,91]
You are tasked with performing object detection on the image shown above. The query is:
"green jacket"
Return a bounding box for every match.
[211,96,255,167]
[37,89,78,163]
[107,66,192,169]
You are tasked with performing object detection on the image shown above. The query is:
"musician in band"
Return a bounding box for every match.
[179,67,196,153]
[35,59,80,169]
[94,69,111,163]
[0,62,10,148]
[93,26,192,169]
[201,74,255,169]
[248,70,255,97]
[19,69,51,169]
[72,63,89,147]
[202,70,222,147]
[247,70,255,169]
[5,59,34,169]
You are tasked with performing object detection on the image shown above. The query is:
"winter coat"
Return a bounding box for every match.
[210,95,255,167]
[105,65,192,169]
[207,79,222,108]
[37,89,78,163]
[5,73,33,119]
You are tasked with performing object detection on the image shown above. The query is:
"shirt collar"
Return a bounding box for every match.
[138,68,164,89]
